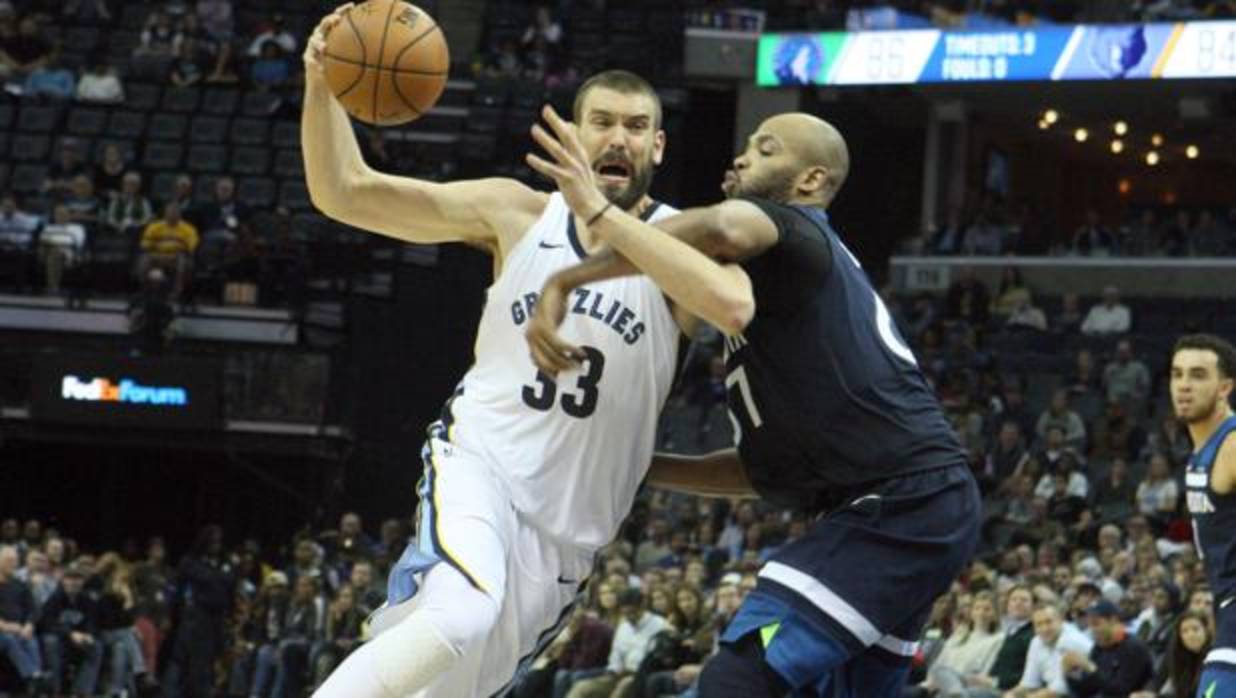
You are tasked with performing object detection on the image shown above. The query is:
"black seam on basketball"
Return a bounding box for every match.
[321,51,448,76]
[371,0,398,124]
[387,26,440,119]
[404,21,441,53]
[388,70,424,120]
[335,11,369,99]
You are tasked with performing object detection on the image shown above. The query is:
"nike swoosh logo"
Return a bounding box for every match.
[557,575,578,585]
[1221,596,1235,609]
[539,242,564,249]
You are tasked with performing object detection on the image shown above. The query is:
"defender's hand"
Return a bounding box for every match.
[526,105,608,224]
[526,277,581,376]
[303,4,354,82]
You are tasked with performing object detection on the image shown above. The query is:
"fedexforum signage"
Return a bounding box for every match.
[31,355,220,429]
[61,376,189,406]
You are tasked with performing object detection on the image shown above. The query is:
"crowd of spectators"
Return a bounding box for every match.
[0,0,315,313]
[909,200,1236,258]
[3,264,1223,696]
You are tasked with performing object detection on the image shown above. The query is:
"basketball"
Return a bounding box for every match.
[321,0,449,126]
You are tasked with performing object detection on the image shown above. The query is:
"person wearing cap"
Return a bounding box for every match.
[37,563,103,697]
[1061,599,1153,696]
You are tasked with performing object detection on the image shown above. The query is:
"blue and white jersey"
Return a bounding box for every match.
[443,194,680,549]
[1187,414,1236,604]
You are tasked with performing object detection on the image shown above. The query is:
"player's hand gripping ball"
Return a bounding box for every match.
[308,0,449,126]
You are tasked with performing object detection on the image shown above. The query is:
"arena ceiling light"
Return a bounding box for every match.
[1146,151,1160,166]
[1186,145,1199,159]
[1044,109,1059,124]
[1110,139,1124,154]
[1074,128,1088,142]
[1114,121,1128,135]
[1151,133,1164,147]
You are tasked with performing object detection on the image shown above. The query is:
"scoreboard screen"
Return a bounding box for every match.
[757,21,1236,86]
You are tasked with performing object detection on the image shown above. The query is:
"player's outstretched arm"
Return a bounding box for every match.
[526,105,777,335]
[526,205,766,373]
[302,5,544,251]
[646,449,758,499]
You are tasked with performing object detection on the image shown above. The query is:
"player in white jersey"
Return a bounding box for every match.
[301,7,747,698]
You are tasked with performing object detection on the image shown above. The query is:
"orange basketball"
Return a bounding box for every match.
[321,0,449,126]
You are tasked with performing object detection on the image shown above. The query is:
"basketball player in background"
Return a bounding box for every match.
[525,107,980,696]
[1171,334,1236,697]
[300,6,744,697]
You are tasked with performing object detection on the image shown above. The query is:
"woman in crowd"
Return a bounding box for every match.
[95,552,148,697]
[921,590,1005,696]
[311,582,363,689]
[1133,609,1213,697]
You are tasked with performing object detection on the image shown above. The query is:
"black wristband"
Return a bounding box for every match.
[586,202,613,227]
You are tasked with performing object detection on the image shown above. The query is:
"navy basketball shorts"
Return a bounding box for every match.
[717,465,980,696]
[1198,601,1236,697]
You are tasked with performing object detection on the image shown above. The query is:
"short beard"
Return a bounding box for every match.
[736,169,797,203]
[600,161,654,212]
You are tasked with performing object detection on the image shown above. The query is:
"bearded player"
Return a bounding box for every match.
[1172,333,1236,698]
[301,6,738,697]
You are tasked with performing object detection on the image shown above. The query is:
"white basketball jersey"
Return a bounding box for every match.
[442,193,680,549]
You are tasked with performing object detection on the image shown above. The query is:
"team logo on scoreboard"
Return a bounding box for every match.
[773,36,825,85]
[1086,26,1149,78]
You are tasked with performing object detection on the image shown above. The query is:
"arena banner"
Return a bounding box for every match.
[757,20,1236,86]
[29,354,222,430]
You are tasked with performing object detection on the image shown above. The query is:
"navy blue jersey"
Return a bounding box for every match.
[1186,414,1236,603]
[724,198,964,509]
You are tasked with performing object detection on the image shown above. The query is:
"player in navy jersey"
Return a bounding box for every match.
[523,107,980,696]
[1171,333,1236,697]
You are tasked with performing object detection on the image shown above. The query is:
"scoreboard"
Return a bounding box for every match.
[757,21,1236,86]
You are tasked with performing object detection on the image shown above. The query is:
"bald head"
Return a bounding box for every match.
[726,112,850,208]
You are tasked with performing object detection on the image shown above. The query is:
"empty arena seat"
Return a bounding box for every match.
[240,91,282,116]
[201,87,240,115]
[17,105,60,132]
[273,149,304,178]
[162,86,202,112]
[142,142,184,170]
[107,111,147,138]
[189,115,229,144]
[129,55,173,82]
[66,107,109,137]
[231,146,271,175]
[229,117,270,145]
[148,113,189,141]
[187,144,227,173]
[238,177,277,208]
[278,180,312,210]
[9,134,50,161]
[124,83,161,112]
[65,26,102,52]
[9,164,49,194]
[271,121,300,148]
